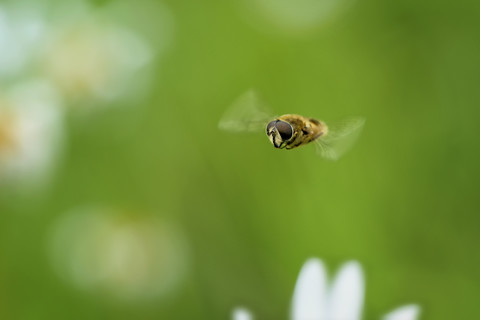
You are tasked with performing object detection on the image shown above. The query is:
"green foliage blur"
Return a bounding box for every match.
[0,0,479,319]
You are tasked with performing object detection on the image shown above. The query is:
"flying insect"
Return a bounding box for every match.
[218,90,365,160]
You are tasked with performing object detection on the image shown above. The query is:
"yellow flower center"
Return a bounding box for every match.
[0,109,18,156]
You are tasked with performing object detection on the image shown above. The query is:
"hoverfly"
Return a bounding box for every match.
[218,90,365,160]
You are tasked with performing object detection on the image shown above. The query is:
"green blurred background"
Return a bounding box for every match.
[0,0,479,319]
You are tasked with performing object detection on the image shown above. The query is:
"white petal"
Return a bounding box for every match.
[0,80,63,185]
[291,258,328,320]
[232,307,254,320]
[383,304,421,320]
[327,261,364,320]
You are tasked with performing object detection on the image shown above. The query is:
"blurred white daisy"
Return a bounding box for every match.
[40,0,172,106]
[382,305,421,320]
[232,258,421,320]
[0,80,63,186]
[0,3,47,78]
[233,307,254,320]
[1,0,174,108]
[48,207,189,302]
[240,0,355,36]
[43,20,152,104]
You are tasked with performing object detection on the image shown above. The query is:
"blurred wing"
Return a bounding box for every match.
[315,117,365,160]
[218,89,273,133]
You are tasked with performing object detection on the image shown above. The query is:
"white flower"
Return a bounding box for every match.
[239,0,355,36]
[44,22,149,102]
[40,0,173,106]
[0,80,63,186]
[382,305,421,320]
[233,308,254,320]
[232,258,421,320]
[43,18,153,103]
[0,0,174,108]
[291,259,364,320]
[48,207,190,302]
[0,4,47,77]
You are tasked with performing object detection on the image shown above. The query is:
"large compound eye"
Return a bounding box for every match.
[266,121,276,133]
[276,121,293,140]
